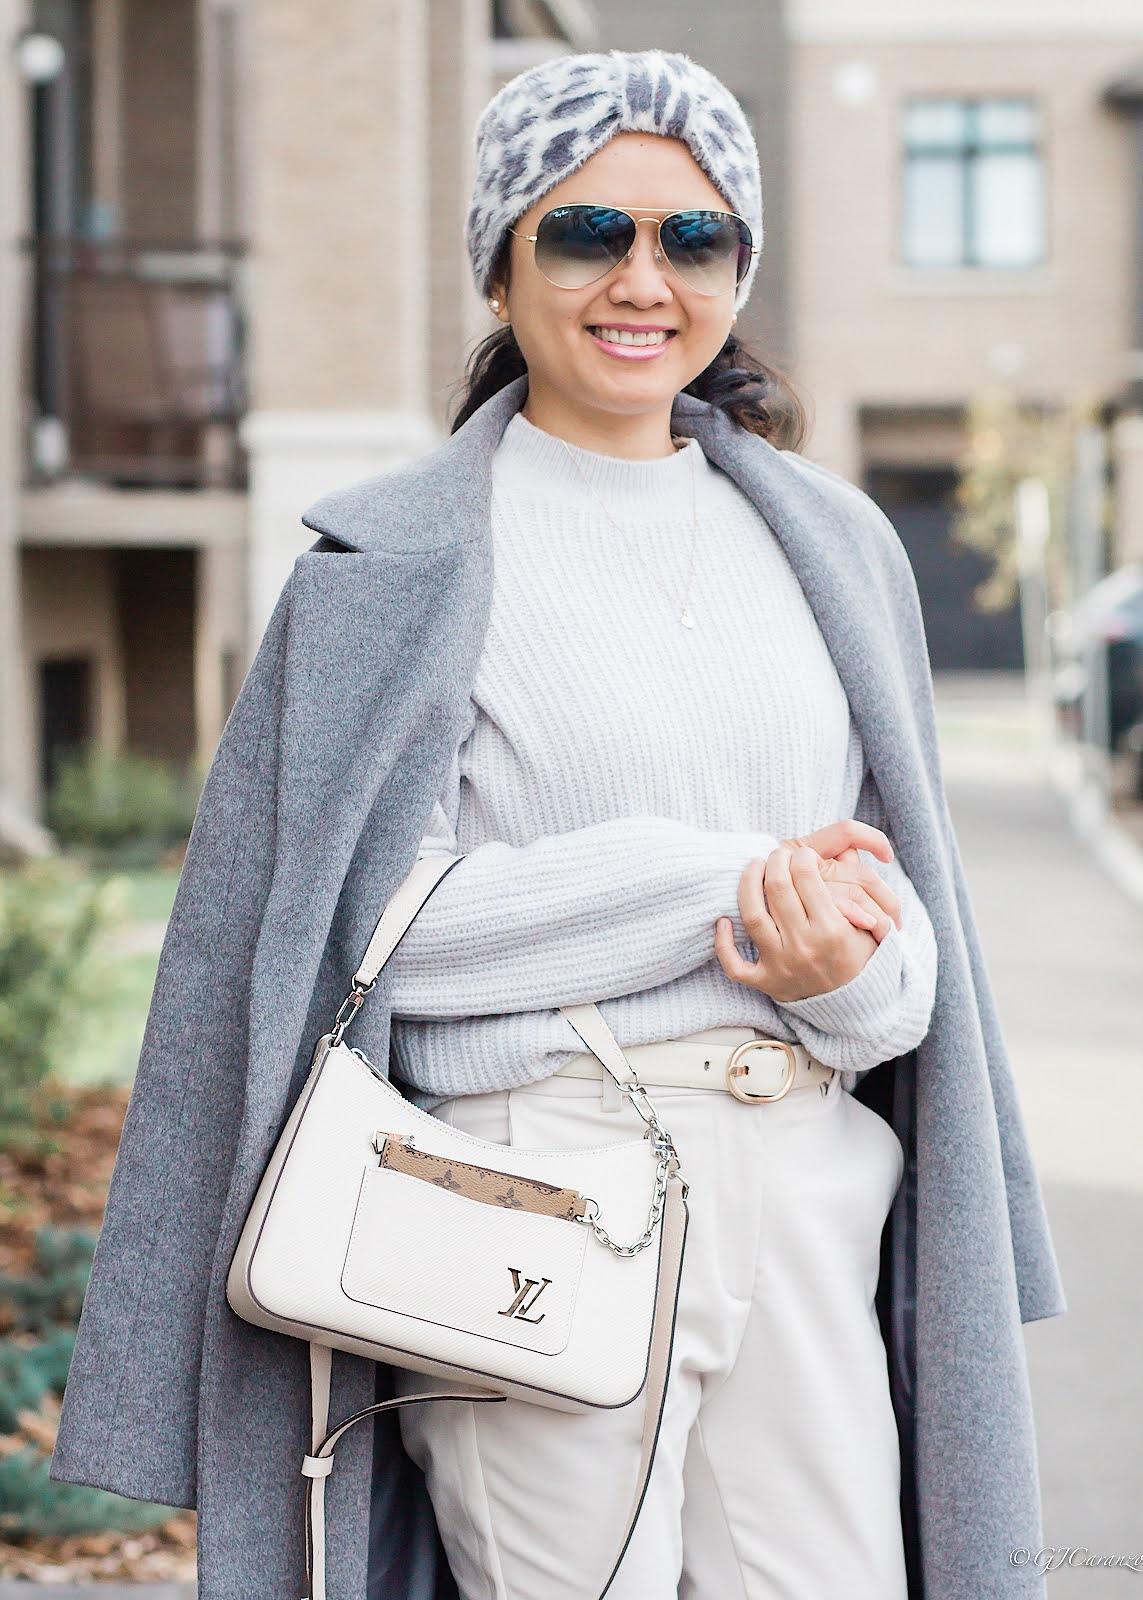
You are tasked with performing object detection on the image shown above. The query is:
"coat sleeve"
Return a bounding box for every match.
[50,568,298,1509]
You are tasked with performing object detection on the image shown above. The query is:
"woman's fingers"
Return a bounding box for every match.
[826,881,894,941]
[714,914,764,983]
[737,858,783,954]
[720,847,883,1000]
[717,857,789,990]
[800,820,893,863]
[760,845,809,933]
[716,859,781,985]
[854,870,901,928]
[786,845,846,925]
[768,845,884,934]
[818,854,902,929]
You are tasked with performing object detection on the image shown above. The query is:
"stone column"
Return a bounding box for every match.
[194,537,247,769]
[241,0,437,644]
[426,0,488,425]
[0,0,50,852]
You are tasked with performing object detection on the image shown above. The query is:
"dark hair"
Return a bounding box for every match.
[451,322,809,452]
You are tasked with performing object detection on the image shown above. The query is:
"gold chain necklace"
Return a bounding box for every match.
[558,436,700,629]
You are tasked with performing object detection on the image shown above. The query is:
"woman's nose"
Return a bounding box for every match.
[607,222,673,304]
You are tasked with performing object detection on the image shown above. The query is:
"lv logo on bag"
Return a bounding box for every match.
[499,1269,553,1324]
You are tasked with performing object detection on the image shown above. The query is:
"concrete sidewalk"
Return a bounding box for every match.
[937,673,1143,1597]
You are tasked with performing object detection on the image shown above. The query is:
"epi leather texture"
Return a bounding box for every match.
[227,1034,662,1408]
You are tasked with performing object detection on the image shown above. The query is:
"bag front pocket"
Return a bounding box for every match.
[341,1165,587,1357]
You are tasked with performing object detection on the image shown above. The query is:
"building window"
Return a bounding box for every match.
[900,97,1044,269]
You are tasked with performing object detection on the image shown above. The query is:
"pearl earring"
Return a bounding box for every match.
[488,298,501,312]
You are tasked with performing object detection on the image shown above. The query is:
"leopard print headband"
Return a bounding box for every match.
[467,49,763,312]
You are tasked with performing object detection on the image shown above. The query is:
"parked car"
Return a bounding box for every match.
[1050,564,1143,797]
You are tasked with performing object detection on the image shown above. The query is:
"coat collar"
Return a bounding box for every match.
[299,376,758,556]
[301,379,528,555]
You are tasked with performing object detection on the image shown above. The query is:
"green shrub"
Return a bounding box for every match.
[0,873,178,1543]
[45,747,201,867]
[0,1228,175,1540]
[0,1221,175,1540]
[0,1229,96,1342]
[0,1447,174,1539]
[0,860,128,1142]
[0,1330,77,1433]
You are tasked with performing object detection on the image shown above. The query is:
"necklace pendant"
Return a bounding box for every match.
[679,607,696,629]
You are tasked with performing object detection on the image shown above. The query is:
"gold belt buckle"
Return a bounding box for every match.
[726,1038,798,1103]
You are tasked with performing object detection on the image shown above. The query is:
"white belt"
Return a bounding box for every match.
[556,1027,836,1104]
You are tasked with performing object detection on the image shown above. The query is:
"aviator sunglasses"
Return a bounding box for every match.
[509,204,758,296]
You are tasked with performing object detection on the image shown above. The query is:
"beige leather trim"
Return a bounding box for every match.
[377,1135,588,1221]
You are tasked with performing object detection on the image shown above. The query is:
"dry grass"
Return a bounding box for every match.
[0,1512,197,1584]
[0,1083,198,1583]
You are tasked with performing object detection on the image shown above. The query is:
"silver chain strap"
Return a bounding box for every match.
[580,1076,684,1258]
[332,978,683,1259]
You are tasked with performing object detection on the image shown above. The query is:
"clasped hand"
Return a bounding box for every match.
[713,821,901,1003]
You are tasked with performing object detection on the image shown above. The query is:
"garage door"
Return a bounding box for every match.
[865,465,1023,671]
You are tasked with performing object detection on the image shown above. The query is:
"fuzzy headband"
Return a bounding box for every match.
[466,49,763,312]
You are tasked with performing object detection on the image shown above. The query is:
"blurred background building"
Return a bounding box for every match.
[3,0,1143,847]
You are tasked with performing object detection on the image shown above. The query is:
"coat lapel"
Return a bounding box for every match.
[256,382,526,988]
[298,378,526,555]
[265,384,527,912]
[670,397,944,874]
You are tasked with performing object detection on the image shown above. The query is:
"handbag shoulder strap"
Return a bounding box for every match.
[304,855,689,1597]
[353,853,465,989]
[558,1000,640,1086]
[300,1169,689,1600]
[345,854,643,1093]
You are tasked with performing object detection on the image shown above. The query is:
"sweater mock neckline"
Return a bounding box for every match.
[494,410,713,525]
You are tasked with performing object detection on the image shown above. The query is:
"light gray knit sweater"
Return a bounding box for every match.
[388,413,937,1099]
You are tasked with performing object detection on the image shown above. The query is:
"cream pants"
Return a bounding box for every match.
[395,1065,908,1600]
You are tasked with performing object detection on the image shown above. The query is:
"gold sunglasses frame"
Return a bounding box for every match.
[507,203,759,295]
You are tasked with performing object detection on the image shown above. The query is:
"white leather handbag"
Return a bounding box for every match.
[226,853,690,1600]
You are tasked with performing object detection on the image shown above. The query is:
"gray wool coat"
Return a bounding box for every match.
[51,375,1066,1600]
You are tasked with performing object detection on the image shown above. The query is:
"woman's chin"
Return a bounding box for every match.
[576,355,687,414]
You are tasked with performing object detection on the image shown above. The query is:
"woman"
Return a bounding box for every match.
[51,48,1065,1600]
[383,48,937,1600]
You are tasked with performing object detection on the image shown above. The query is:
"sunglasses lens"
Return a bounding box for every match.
[533,206,638,289]
[660,211,753,295]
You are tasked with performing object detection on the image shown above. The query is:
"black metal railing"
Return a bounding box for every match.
[23,235,248,490]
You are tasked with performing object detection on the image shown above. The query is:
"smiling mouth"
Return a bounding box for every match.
[588,326,674,347]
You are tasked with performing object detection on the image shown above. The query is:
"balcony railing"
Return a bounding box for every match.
[24,236,248,491]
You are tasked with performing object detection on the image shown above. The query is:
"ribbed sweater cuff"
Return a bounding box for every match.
[778,924,905,1040]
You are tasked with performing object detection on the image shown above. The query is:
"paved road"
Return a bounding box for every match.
[937,677,1143,1596]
